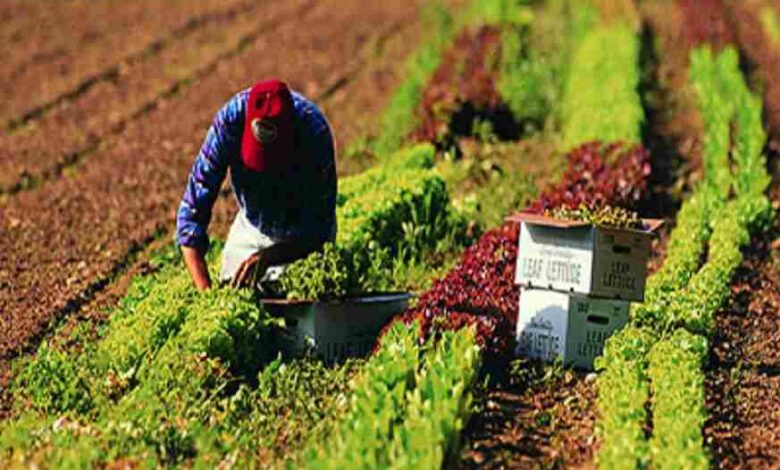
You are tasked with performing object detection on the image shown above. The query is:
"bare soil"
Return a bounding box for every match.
[706,225,780,468]
[675,0,735,51]
[0,0,284,194]
[460,366,598,469]
[0,0,425,360]
[0,0,252,128]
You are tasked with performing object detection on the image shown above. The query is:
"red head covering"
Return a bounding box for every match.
[241,79,295,172]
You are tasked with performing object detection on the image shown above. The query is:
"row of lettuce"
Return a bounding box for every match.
[0,0,560,467]
[287,0,583,466]
[0,141,475,467]
[595,46,773,469]
[303,323,480,469]
[300,0,654,466]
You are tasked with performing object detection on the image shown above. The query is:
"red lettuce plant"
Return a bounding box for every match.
[381,141,651,361]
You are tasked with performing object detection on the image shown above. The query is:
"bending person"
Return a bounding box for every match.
[176,79,337,290]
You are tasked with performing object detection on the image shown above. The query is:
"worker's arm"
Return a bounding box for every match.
[182,245,212,290]
[231,237,325,288]
[176,92,244,290]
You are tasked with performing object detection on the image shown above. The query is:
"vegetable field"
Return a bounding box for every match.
[3,0,780,468]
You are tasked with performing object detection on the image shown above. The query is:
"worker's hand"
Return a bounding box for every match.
[231,251,269,289]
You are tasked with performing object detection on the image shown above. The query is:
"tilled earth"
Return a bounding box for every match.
[0,0,274,193]
[0,0,253,128]
[706,229,780,468]
[459,366,598,469]
[0,0,426,360]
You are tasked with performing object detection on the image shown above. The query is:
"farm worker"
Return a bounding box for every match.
[176,79,337,290]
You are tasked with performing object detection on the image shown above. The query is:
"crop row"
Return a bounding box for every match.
[371,0,482,156]
[410,0,647,347]
[560,2,641,150]
[293,0,604,465]
[282,1,550,464]
[595,46,774,469]
[376,0,576,156]
[303,324,480,469]
[3,257,279,466]
[1,0,648,467]
[335,4,652,465]
[281,0,567,302]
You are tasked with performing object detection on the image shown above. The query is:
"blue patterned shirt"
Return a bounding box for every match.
[176,89,336,252]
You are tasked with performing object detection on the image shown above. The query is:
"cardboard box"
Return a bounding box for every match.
[509,212,663,301]
[515,287,629,370]
[261,293,412,365]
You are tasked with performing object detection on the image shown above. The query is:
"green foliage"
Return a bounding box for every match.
[461,0,532,27]
[12,343,93,416]
[389,327,481,468]
[595,326,656,470]
[372,2,457,156]
[690,48,736,200]
[1,258,280,466]
[373,0,543,155]
[648,329,709,469]
[238,357,361,465]
[632,190,713,326]
[304,322,421,469]
[637,46,773,335]
[600,45,775,469]
[561,22,643,149]
[280,243,395,301]
[281,145,471,300]
[499,0,594,131]
[761,6,780,47]
[662,201,750,334]
[302,324,482,469]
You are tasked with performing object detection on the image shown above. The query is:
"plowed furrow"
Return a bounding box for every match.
[0,0,312,194]
[0,0,252,129]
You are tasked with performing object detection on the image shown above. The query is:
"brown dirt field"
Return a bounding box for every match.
[460,366,598,469]
[0,1,306,194]
[0,0,425,360]
[0,0,254,129]
[705,194,780,468]
[321,20,421,164]
[675,0,735,51]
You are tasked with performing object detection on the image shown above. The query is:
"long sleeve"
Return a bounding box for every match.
[291,93,337,243]
[308,126,337,242]
[176,93,244,251]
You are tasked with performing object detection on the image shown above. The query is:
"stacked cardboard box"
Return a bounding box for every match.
[509,213,662,369]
